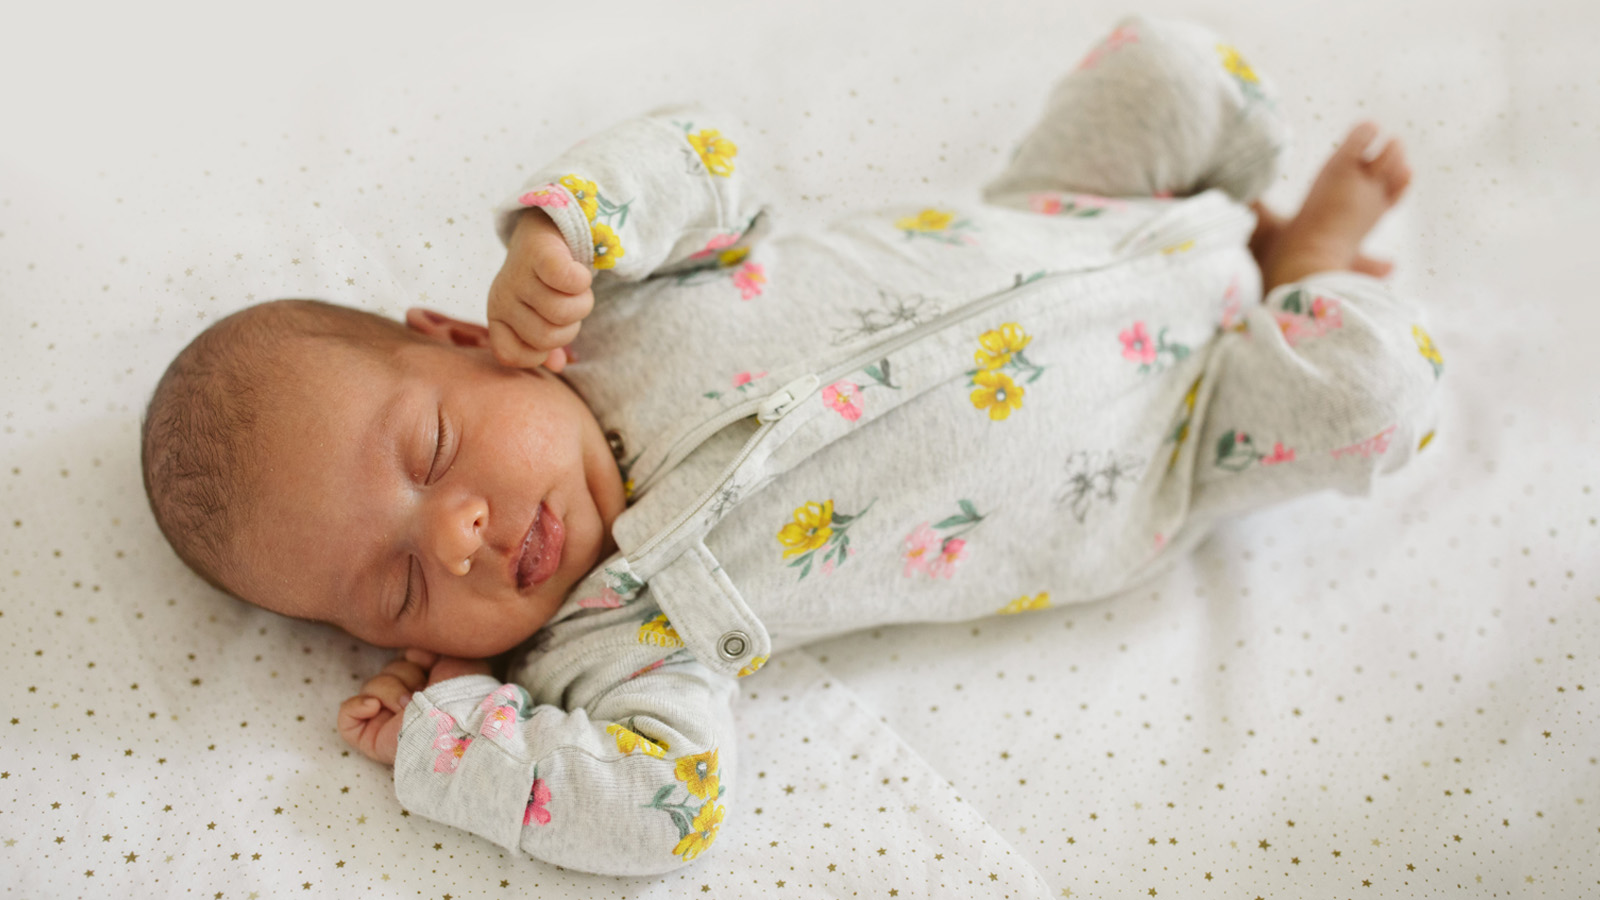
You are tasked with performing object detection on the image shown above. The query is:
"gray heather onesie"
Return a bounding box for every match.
[391,14,1444,875]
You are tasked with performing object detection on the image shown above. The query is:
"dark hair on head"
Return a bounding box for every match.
[140,299,416,594]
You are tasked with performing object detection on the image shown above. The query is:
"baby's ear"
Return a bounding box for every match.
[405,308,491,350]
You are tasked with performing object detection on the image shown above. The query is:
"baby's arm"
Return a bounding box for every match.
[384,622,739,876]
[487,106,768,369]
[338,650,491,766]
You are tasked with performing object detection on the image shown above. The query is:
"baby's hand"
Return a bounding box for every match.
[337,651,497,766]
[487,209,594,372]
[337,648,434,766]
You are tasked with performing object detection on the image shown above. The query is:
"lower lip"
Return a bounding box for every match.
[518,502,565,590]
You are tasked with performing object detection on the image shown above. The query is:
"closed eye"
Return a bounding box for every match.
[399,556,424,619]
[426,407,449,483]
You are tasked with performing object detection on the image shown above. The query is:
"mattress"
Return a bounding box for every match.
[3,0,1596,896]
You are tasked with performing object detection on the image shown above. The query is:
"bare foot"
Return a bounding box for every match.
[1262,122,1413,291]
[1249,201,1393,279]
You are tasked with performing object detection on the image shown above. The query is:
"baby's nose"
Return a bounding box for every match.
[432,495,488,576]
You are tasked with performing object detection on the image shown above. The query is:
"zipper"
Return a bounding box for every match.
[625,272,1071,566]
[624,195,1251,568]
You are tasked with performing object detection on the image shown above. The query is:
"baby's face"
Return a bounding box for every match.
[232,317,626,658]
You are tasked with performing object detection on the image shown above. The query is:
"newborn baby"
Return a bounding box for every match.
[141,14,1440,875]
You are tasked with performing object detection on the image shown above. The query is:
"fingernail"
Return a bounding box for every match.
[399,695,411,710]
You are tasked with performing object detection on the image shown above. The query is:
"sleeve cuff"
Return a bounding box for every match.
[495,184,595,269]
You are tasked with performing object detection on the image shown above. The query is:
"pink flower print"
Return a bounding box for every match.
[691,233,741,260]
[578,587,623,609]
[1029,194,1064,215]
[428,708,472,771]
[517,185,568,208]
[822,381,863,422]
[477,684,524,738]
[1066,193,1126,213]
[477,684,520,714]
[523,778,552,826]
[428,708,457,735]
[732,262,766,300]
[1152,189,1174,200]
[433,735,471,773]
[1153,532,1167,550]
[733,370,767,388]
[627,658,667,681]
[1120,321,1157,365]
[900,523,939,577]
[481,705,517,739]
[1076,24,1139,70]
[1261,442,1296,465]
[1272,311,1311,346]
[924,537,966,579]
[821,558,835,577]
[1309,295,1343,330]
[1331,426,1396,460]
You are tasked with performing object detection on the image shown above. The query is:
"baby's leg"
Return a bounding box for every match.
[984,14,1289,207]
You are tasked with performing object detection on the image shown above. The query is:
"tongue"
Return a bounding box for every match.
[518,508,544,588]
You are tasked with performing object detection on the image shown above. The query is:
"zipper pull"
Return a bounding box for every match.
[757,374,820,423]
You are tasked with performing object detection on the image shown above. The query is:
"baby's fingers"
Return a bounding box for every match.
[337,695,381,746]
[488,320,554,371]
[359,673,416,716]
[379,657,429,692]
[526,231,592,296]
[497,299,584,355]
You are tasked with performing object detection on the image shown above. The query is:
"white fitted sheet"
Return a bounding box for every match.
[3,1,1597,896]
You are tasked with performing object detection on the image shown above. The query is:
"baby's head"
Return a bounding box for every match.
[141,300,627,658]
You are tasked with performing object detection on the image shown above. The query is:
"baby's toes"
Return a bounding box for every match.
[1338,121,1382,165]
[1367,139,1413,201]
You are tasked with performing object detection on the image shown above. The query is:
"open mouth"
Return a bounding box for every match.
[514,501,565,591]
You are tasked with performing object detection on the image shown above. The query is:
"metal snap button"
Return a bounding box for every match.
[604,429,626,461]
[718,631,749,660]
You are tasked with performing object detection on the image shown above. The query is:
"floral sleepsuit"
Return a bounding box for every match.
[392,14,1445,875]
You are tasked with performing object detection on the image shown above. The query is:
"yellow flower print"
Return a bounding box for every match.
[737,655,769,678]
[998,592,1052,615]
[687,129,738,177]
[673,801,725,861]
[1216,44,1259,83]
[623,478,636,501]
[675,749,720,800]
[1168,376,1203,470]
[974,323,1033,371]
[638,613,684,648]
[778,500,834,559]
[1418,430,1436,452]
[1161,239,1195,255]
[591,222,624,271]
[1412,324,1443,376]
[896,208,955,232]
[717,245,751,267]
[559,174,599,221]
[606,723,667,758]
[970,369,1024,421]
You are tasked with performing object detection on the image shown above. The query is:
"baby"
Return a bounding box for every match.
[140,15,1439,876]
